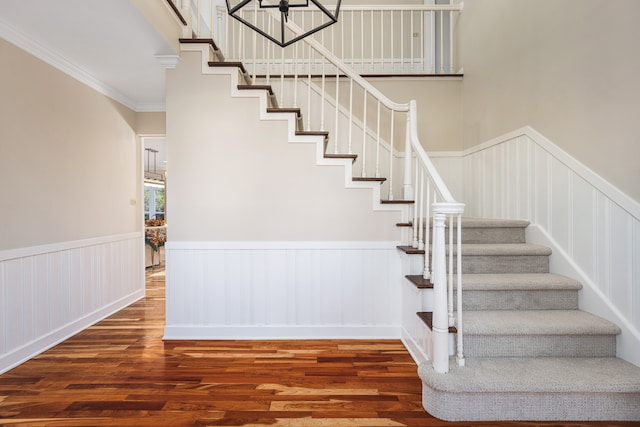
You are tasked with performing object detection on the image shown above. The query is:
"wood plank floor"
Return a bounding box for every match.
[1,266,638,427]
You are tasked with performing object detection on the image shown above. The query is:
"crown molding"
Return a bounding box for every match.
[0,18,140,111]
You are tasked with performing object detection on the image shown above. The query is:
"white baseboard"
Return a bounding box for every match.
[164,325,401,340]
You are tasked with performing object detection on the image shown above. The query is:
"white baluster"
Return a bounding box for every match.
[380,11,384,72]
[307,44,312,131]
[294,41,298,107]
[375,100,381,178]
[388,110,394,201]
[370,11,374,71]
[410,10,414,72]
[321,56,326,131]
[348,79,353,154]
[400,11,404,72]
[334,72,339,154]
[420,11,424,72]
[361,88,367,178]
[424,183,431,279]
[430,11,435,73]
[439,11,444,74]
[252,2,257,81]
[196,0,201,37]
[449,10,455,74]
[418,169,424,250]
[351,11,354,67]
[390,11,394,72]
[448,214,454,327]
[280,46,285,105]
[360,10,364,72]
[456,213,465,367]
[412,159,419,249]
[181,0,192,38]
[403,108,413,200]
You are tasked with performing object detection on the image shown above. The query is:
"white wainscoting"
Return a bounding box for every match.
[459,126,640,366]
[0,233,145,374]
[164,241,403,339]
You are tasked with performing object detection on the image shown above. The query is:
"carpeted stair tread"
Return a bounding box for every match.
[419,357,640,394]
[458,273,582,291]
[463,310,621,335]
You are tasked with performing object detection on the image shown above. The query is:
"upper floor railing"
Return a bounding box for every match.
[167,0,465,373]
[170,1,463,75]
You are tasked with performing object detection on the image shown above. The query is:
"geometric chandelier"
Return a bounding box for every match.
[226,0,341,48]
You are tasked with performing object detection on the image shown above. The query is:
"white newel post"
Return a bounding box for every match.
[181,0,192,38]
[431,208,449,374]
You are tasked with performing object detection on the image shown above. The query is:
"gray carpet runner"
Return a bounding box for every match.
[417,218,640,421]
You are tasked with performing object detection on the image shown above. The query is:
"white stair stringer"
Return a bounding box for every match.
[181,41,411,217]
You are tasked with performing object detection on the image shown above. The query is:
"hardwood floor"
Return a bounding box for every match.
[1,266,638,427]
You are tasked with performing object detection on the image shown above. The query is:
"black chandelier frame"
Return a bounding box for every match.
[226,0,342,48]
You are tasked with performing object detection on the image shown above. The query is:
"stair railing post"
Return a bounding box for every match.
[431,207,449,374]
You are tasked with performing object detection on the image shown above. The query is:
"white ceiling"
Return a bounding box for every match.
[0,0,174,112]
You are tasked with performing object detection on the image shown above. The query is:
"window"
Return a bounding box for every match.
[144,185,165,220]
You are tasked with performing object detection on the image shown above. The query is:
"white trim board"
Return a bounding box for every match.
[0,232,142,261]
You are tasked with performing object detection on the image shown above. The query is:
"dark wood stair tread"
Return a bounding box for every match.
[417,312,457,333]
[296,130,329,137]
[381,200,414,204]
[324,154,357,163]
[180,38,219,50]
[208,61,247,74]
[397,245,425,255]
[267,107,301,116]
[396,222,412,227]
[353,177,386,183]
[405,275,433,289]
[239,84,274,95]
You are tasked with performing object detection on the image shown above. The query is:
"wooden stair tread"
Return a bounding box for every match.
[405,275,433,289]
[353,177,386,183]
[396,222,412,227]
[180,37,219,50]
[396,245,425,255]
[324,153,357,163]
[208,61,247,74]
[381,200,414,204]
[239,84,274,95]
[296,130,329,137]
[418,312,457,333]
[267,107,301,116]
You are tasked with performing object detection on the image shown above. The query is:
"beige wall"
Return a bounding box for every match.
[0,39,141,251]
[166,51,402,241]
[136,112,166,136]
[368,78,463,151]
[458,0,640,202]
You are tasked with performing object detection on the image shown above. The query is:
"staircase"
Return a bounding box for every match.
[402,218,640,421]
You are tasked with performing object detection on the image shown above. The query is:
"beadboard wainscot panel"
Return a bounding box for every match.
[0,233,144,374]
[164,241,403,339]
[461,126,640,366]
